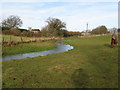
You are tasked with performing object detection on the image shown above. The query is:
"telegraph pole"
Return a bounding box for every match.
[86,22,88,36]
[86,22,88,31]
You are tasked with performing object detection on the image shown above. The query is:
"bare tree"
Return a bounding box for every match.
[46,17,66,36]
[2,15,23,29]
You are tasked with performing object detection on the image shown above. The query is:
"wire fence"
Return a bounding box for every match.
[2,35,63,47]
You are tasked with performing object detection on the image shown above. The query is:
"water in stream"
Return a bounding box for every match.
[2,43,74,61]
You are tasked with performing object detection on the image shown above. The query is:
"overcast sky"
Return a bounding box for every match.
[1,0,118,31]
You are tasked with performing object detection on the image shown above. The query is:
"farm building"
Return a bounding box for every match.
[31,29,40,33]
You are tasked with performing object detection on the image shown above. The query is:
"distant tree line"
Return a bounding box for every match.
[90,25,109,34]
[1,15,81,37]
[1,15,117,37]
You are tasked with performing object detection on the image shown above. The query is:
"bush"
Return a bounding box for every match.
[9,28,21,36]
[91,25,108,34]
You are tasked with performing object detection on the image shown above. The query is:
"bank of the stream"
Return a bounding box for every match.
[2,35,118,88]
[2,41,56,56]
[2,42,74,61]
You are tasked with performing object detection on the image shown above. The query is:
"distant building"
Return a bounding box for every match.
[81,31,90,36]
[81,32,86,36]
[28,27,32,31]
[31,29,40,33]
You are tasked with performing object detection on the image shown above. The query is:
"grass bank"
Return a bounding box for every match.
[2,35,34,42]
[2,35,63,42]
[2,41,56,56]
[2,35,118,88]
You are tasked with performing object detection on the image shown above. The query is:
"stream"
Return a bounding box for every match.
[2,42,74,61]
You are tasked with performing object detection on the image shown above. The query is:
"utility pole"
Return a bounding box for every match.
[86,22,88,31]
[86,22,88,36]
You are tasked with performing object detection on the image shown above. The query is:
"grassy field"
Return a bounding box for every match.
[2,35,118,88]
[2,35,35,42]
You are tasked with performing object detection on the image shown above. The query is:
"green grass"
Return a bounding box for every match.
[2,35,118,88]
[2,34,58,42]
[2,41,56,56]
[2,35,34,42]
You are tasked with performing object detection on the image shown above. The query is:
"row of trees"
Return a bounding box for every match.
[90,26,120,35]
[1,15,118,37]
[1,15,81,37]
[2,28,81,37]
[90,25,108,34]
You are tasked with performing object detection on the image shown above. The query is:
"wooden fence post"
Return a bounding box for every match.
[10,36,11,43]
[21,36,23,42]
[2,37,4,43]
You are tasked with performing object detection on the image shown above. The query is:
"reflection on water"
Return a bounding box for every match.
[2,43,74,61]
